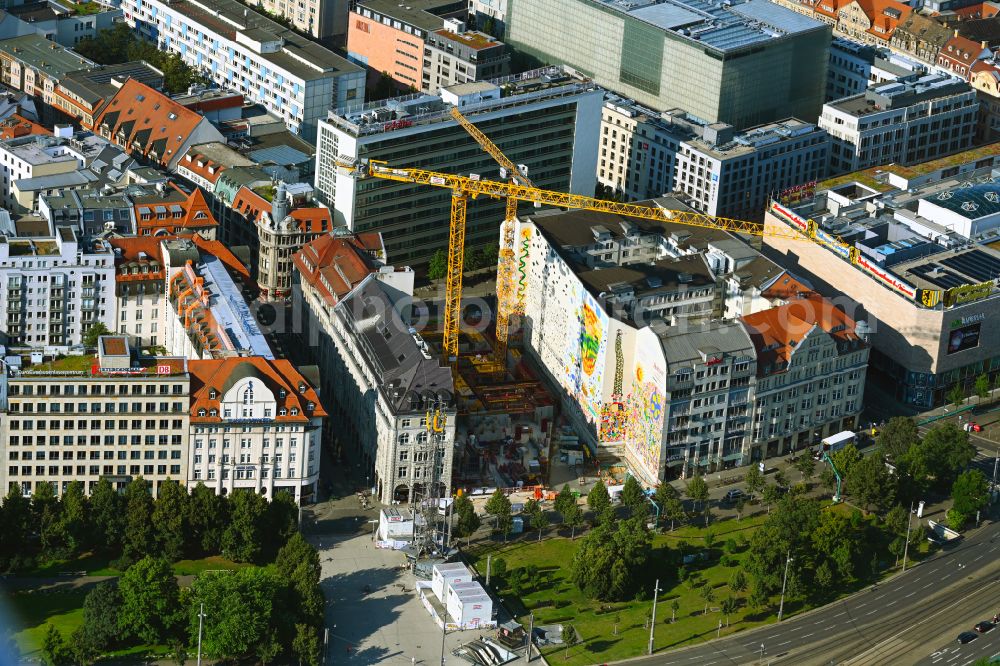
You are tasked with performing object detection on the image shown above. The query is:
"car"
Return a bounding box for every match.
[975,621,995,633]
[958,631,979,644]
[964,422,983,433]
[723,489,745,503]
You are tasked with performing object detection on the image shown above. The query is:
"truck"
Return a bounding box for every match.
[819,431,855,455]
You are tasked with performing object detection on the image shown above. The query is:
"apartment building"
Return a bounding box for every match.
[468,0,505,34]
[742,297,869,458]
[294,233,448,504]
[0,227,115,348]
[891,14,954,64]
[120,0,365,140]
[93,79,225,170]
[0,34,93,116]
[504,0,830,129]
[108,237,165,349]
[937,34,991,79]
[251,0,348,39]
[421,19,508,94]
[53,61,165,130]
[316,67,602,264]
[673,118,830,220]
[187,356,325,503]
[18,145,141,216]
[0,336,190,496]
[131,183,219,239]
[0,126,107,209]
[347,0,465,91]
[7,0,121,48]
[827,39,878,101]
[226,181,333,300]
[819,74,978,174]
[164,237,268,361]
[775,0,911,46]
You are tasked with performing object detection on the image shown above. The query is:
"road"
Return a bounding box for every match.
[618,519,1000,666]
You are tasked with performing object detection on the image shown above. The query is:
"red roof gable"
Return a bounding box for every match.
[187,357,326,423]
[293,234,381,306]
[133,184,219,236]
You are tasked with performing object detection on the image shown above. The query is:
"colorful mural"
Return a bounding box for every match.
[599,330,627,441]
[560,286,608,424]
[623,337,666,483]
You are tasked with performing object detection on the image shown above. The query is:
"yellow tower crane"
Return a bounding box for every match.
[448,106,535,368]
[337,159,853,364]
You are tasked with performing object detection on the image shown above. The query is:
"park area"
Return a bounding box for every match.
[465,497,933,666]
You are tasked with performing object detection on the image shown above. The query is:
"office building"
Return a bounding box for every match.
[504,0,831,129]
[6,0,121,48]
[0,34,93,116]
[673,118,829,220]
[826,38,929,101]
[468,0,505,35]
[0,227,115,347]
[120,0,365,140]
[17,146,142,215]
[596,98,696,201]
[0,336,190,496]
[226,181,333,300]
[0,126,102,209]
[819,74,978,174]
[294,232,449,504]
[315,67,602,264]
[347,0,466,91]
[187,356,325,503]
[742,296,869,457]
[421,19,508,94]
[251,0,348,40]
[763,161,1000,407]
[891,14,955,64]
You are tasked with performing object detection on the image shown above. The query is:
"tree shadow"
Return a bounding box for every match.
[586,638,622,652]
[322,565,409,649]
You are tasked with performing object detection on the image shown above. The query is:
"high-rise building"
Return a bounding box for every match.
[422,20,508,94]
[819,74,978,174]
[315,67,602,264]
[504,0,831,129]
[120,0,365,140]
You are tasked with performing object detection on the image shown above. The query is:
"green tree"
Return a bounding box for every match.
[0,483,32,569]
[920,423,976,490]
[653,482,678,526]
[948,384,966,407]
[744,466,765,496]
[82,322,111,348]
[89,478,123,555]
[121,477,154,566]
[292,624,322,666]
[485,488,513,536]
[187,567,286,661]
[877,417,919,460]
[525,499,549,541]
[275,533,324,627]
[562,500,584,539]
[571,517,650,601]
[263,490,299,559]
[685,474,710,525]
[620,475,647,518]
[729,568,748,595]
[761,484,782,514]
[41,624,71,666]
[815,560,834,592]
[59,481,89,557]
[699,584,715,615]
[118,557,181,644]
[69,627,99,666]
[152,479,188,562]
[187,482,226,556]
[663,496,686,531]
[952,469,990,517]
[670,599,680,622]
[794,455,816,481]
[554,485,575,516]
[848,453,896,513]
[734,496,747,522]
[721,596,737,626]
[453,495,481,546]
[975,374,991,401]
[480,242,499,269]
[222,489,269,563]
[562,624,577,660]
[80,580,123,651]
[587,480,611,523]
[947,507,968,530]
[884,504,909,537]
[427,249,449,280]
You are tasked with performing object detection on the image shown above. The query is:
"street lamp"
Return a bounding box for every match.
[777,551,793,622]
[196,602,207,666]
[647,578,663,655]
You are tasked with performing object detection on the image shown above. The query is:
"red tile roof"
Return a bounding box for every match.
[108,236,166,283]
[231,186,271,224]
[191,234,251,281]
[0,113,50,140]
[95,79,206,167]
[856,0,912,40]
[187,357,326,423]
[761,274,814,302]
[293,234,382,305]
[939,34,990,77]
[951,2,1000,18]
[231,185,335,233]
[740,296,862,376]
[179,150,227,185]
[133,184,219,236]
[289,207,333,234]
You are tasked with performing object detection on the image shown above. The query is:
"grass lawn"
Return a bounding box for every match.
[6,589,87,658]
[466,508,927,666]
[172,556,249,576]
